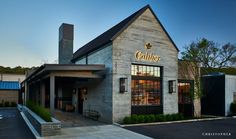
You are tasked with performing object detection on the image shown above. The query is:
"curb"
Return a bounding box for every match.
[120,117,227,127]
[20,111,41,139]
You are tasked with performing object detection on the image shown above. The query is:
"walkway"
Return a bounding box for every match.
[54,110,105,127]
[42,125,152,139]
[0,108,35,139]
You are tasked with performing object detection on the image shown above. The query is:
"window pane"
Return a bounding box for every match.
[132,79,161,106]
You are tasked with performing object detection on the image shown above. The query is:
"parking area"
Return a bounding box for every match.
[0,108,35,139]
[125,118,236,139]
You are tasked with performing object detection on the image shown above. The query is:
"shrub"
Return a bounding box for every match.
[137,115,145,123]
[4,101,9,107]
[132,115,140,124]
[26,100,52,122]
[123,113,186,124]
[123,117,131,124]
[230,102,236,115]
[11,102,17,107]
[0,103,2,107]
[166,114,173,121]
[158,114,166,122]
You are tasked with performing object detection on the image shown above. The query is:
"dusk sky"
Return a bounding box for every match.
[0,0,235,67]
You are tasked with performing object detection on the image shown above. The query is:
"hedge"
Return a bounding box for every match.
[123,113,184,124]
[0,101,17,107]
[230,102,236,115]
[26,100,52,122]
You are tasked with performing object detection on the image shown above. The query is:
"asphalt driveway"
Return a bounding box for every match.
[0,108,35,139]
[125,118,236,139]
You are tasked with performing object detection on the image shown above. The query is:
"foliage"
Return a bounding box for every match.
[4,101,10,107]
[123,113,185,124]
[0,66,38,74]
[0,101,17,107]
[11,102,17,107]
[201,67,236,75]
[181,38,236,68]
[26,100,52,122]
[230,102,236,115]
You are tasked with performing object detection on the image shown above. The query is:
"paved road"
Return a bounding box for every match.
[0,108,35,139]
[125,118,236,139]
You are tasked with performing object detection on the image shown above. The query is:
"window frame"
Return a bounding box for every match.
[131,64,163,106]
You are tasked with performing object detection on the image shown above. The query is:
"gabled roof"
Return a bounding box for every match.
[0,81,20,90]
[72,4,179,62]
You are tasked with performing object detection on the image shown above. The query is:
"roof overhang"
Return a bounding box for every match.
[24,64,106,83]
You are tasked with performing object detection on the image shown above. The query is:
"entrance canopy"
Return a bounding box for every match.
[24,64,105,83]
[21,64,105,114]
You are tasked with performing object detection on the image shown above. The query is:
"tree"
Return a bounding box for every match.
[181,38,236,68]
[180,38,236,117]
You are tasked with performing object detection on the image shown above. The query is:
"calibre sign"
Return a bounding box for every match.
[135,43,161,62]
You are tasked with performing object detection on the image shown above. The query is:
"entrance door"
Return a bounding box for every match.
[178,80,193,116]
[78,88,87,114]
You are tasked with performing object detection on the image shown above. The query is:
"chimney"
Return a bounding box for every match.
[59,23,74,64]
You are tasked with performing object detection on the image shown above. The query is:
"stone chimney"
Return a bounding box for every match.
[59,23,74,64]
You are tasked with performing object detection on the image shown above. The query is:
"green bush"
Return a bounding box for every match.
[157,114,166,122]
[0,103,3,107]
[123,117,131,124]
[137,115,145,123]
[123,113,186,124]
[4,101,9,107]
[230,102,236,115]
[10,102,17,107]
[26,100,52,122]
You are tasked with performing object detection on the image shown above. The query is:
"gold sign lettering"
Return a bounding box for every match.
[135,51,160,62]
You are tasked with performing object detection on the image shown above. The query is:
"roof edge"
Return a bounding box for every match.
[111,4,179,52]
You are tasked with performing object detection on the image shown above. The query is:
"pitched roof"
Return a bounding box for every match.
[72,4,179,62]
[0,81,20,90]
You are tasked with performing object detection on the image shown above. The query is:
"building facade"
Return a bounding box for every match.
[23,5,181,123]
[72,5,179,122]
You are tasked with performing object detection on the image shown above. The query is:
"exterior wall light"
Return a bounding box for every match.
[169,80,176,93]
[120,78,128,93]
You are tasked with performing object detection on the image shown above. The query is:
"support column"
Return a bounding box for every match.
[25,82,30,104]
[50,75,55,115]
[75,88,78,113]
[40,81,45,107]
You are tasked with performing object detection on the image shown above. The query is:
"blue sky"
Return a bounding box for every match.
[0,0,235,67]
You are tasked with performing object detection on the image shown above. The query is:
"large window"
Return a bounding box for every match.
[131,64,162,106]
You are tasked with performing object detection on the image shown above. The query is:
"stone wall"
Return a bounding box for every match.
[75,44,113,123]
[75,56,86,64]
[112,8,178,122]
[0,90,18,103]
[22,106,61,136]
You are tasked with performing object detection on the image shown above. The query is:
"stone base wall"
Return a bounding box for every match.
[22,106,61,136]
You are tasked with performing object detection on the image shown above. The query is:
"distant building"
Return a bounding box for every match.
[0,81,20,104]
[0,73,25,83]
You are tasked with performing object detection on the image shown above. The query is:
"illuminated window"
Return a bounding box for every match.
[131,64,160,77]
[131,64,162,106]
